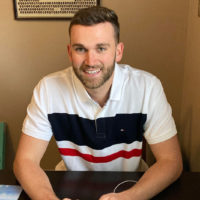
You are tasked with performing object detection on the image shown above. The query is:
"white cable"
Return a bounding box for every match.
[113,180,137,193]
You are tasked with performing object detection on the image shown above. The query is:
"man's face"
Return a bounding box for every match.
[68,22,124,90]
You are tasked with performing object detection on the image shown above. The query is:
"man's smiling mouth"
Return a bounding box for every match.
[85,69,101,74]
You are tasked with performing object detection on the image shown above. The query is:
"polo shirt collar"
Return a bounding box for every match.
[71,68,92,103]
[109,63,124,101]
[71,63,124,103]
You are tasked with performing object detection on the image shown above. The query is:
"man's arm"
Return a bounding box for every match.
[99,135,183,200]
[13,133,70,200]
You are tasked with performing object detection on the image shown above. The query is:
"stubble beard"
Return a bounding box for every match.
[72,60,115,90]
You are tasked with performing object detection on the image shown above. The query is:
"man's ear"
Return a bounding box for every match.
[115,42,124,63]
[67,44,72,62]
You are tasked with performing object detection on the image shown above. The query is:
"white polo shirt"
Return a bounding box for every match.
[22,63,177,171]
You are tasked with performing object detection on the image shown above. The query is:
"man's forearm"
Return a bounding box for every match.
[124,159,182,200]
[126,136,183,200]
[99,158,182,200]
[13,159,59,200]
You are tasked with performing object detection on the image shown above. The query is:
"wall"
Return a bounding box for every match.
[0,0,69,170]
[0,0,189,170]
[180,0,200,171]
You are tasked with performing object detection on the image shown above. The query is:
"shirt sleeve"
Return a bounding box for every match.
[144,77,177,144]
[22,79,53,141]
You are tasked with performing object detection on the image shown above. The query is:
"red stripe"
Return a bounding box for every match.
[59,148,142,163]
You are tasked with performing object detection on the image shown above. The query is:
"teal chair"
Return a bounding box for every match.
[0,122,6,170]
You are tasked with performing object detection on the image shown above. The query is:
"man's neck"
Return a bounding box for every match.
[86,76,113,107]
[86,87,111,107]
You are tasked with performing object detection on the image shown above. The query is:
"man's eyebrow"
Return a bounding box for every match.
[96,43,110,47]
[71,43,110,48]
[72,44,85,48]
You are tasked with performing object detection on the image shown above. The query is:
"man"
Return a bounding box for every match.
[14,6,183,200]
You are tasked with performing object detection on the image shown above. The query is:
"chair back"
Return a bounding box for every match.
[0,122,6,170]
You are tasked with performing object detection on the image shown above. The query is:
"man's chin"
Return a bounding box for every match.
[82,81,103,90]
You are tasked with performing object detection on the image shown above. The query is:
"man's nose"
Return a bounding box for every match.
[84,51,97,66]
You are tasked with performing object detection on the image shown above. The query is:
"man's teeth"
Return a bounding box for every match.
[85,69,100,74]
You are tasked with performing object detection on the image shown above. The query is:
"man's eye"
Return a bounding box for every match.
[97,47,107,52]
[75,48,86,53]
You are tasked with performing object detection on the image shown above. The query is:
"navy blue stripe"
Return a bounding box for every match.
[48,113,147,150]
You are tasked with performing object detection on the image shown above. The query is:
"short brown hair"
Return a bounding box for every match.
[69,6,120,43]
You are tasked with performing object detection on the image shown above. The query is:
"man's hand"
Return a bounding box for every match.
[99,192,132,200]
